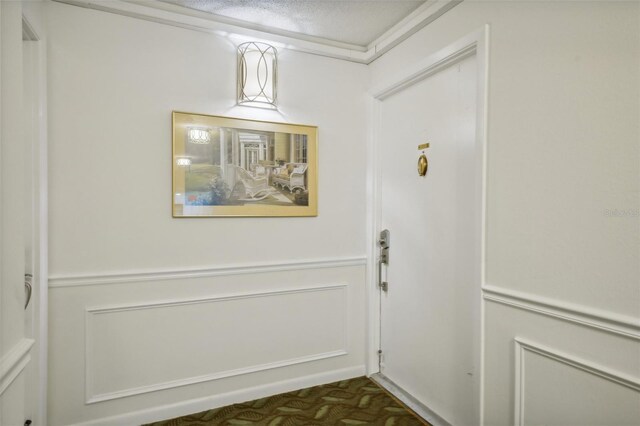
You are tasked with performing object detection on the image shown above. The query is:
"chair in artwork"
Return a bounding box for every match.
[272,163,308,193]
[233,165,270,199]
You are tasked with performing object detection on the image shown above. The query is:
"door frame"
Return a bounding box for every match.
[365,25,490,424]
[22,11,48,425]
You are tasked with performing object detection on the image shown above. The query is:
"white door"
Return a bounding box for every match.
[1,2,41,425]
[377,49,483,425]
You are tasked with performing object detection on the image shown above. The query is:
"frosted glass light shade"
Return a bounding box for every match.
[237,42,278,108]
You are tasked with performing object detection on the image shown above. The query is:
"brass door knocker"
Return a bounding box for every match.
[417,154,428,176]
[417,143,429,176]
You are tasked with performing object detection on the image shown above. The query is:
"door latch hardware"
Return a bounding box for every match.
[378,230,390,292]
[24,274,33,310]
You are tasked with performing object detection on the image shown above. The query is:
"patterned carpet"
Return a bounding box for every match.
[145,376,429,425]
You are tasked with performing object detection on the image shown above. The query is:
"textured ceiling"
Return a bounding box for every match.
[157,0,426,46]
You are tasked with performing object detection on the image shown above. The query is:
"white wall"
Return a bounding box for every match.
[46,2,368,424]
[47,6,367,275]
[46,1,640,425]
[370,1,639,424]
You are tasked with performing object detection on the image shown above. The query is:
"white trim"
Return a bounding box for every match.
[370,373,452,426]
[50,0,461,64]
[85,282,347,314]
[22,16,49,423]
[370,28,485,99]
[483,285,640,340]
[49,256,367,288]
[365,94,381,376]
[85,283,349,403]
[36,39,49,426]
[514,338,640,426]
[0,338,35,396]
[477,24,491,426]
[71,365,365,426]
[366,0,461,59]
[367,25,490,426]
[128,0,365,51]
[87,350,348,405]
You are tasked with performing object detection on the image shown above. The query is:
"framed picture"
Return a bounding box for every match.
[172,111,318,217]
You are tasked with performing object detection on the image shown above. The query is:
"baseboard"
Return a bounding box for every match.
[370,373,452,426]
[69,365,366,426]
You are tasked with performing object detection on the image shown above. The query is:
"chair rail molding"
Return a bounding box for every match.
[513,338,640,426]
[49,256,366,288]
[50,0,461,64]
[483,285,640,340]
[0,338,35,396]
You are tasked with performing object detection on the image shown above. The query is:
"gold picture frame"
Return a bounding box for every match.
[172,111,318,217]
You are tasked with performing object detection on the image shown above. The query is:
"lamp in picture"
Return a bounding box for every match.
[175,157,192,166]
[237,41,277,108]
[188,127,211,144]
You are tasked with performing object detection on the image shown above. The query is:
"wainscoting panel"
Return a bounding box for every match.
[48,260,366,426]
[86,285,348,403]
[514,339,639,426]
[483,299,640,426]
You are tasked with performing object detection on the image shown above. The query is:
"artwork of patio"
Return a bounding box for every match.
[172,112,318,217]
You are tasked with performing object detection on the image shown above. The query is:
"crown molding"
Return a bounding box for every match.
[50,0,462,64]
[365,0,462,62]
